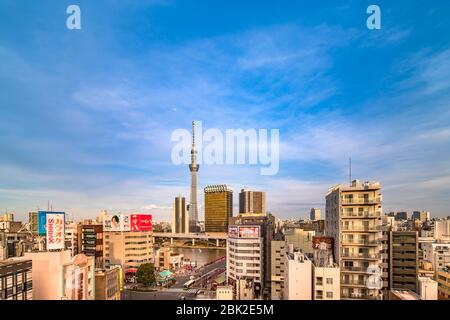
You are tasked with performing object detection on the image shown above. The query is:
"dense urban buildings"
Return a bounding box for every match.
[204,185,233,233]
[326,180,383,300]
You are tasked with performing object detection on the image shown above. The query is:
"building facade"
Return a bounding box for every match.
[204,185,233,233]
[270,238,285,300]
[62,253,95,300]
[0,259,32,300]
[283,250,312,300]
[173,196,189,234]
[81,223,104,268]
[95,266,121,300]
[325,180,383,300]
[310,208,321,221]
[239,189,266,215]
[389,231,419,292]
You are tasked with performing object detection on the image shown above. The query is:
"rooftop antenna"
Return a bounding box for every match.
[349,157,352,186]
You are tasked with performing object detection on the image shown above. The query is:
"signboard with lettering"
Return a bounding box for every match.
[46,213,65,250]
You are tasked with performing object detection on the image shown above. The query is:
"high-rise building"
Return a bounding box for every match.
[204,185,233,233]
[239,189,266,215]
[189,121,200,232]
[394,212,408,221]
[310,208,321,221]
[173,196,189,234]
[325,180,383,300]
[389,231,419,292]
[0,258,32,300]
[412,211,430,222]
[435,219,450,241]
[227,213,274,299]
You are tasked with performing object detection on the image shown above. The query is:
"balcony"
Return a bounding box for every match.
[341,266,371,273]
[341,279,367,287]
[341,253,380,260]
[341,225,380,232]
[341,211,380,218]
[341,239,380,246]
[341,198,381,205]
[341,293,381,300]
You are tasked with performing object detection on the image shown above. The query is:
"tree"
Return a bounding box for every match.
[136,263,155,286]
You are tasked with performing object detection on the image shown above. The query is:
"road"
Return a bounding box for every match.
[122,258,226,300]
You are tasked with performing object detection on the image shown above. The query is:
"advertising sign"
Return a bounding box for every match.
[238,226,260,238]
[103,214,130,232]
[38,211,65,236]
[312,236,334,250]
[130,214,152,231]
[46,213,65,250]
[228,226,238,238]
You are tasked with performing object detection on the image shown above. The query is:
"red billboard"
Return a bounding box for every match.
[228,226,238,238]
[130,214,153,231]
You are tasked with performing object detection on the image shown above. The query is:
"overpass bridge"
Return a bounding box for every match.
[153,232,227,247]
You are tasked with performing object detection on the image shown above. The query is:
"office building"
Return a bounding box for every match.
[394,212,408,221]
[95,266,121,300]
[239,189,266,215]
[283,249,312,300]
[104,230,153,280]
[389,231,419,292]
[437,266,450,300]
[24,250,72,300]
[173,196,189,234]
[325,180,383,300]
[0,258,32,300]
[310,208,321,221]
[204,185,233,233]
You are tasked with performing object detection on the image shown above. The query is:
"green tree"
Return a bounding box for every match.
[136,263,155,286]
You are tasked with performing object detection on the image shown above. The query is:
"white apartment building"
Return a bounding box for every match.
[283,250,312,300]
[325,180,384,300]
[422,242,450,273]
[227,225,264,300]
[435,219,450,241]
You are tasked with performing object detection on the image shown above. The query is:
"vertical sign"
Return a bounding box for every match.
[47,213,65,250]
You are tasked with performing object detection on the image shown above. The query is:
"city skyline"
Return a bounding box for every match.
[1,1,450,221]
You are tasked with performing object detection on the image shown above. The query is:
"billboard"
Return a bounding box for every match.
[38,211,65,236]
[238,226,260,238]
[46,213,65,250]
[228,226,238,238]
[103,214,130,232]
[130,214,152,231]
[312,236,334,250]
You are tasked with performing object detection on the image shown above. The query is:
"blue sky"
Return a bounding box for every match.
[1,1,450,221]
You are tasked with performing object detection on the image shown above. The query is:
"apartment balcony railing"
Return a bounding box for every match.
[341,198,381,205]
[341,225,381,232]
[341,211,380,218]
[341,293,381,300]
[341,266,371,273]
[341,239,380,245]
[341,253,380,260]
[341,280,367,286]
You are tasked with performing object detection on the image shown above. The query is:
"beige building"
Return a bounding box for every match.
[155,243,183,270]
[24,250,72,300]
[284,228,315,255]
[436,266,450,300]
[313,264,340,300]
[283,249,312,300]
[216,285,234,300]
[310,208,321,221]
[95,266,121,300]
[325,180,384,300]
[104,231,154,279]
[418,276,438,300]
[173,196,189,234]
[270,239,285,300]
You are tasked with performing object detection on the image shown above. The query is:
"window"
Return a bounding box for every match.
[316,277,323,286]
[326,278,333,285]
[326,292,333,299]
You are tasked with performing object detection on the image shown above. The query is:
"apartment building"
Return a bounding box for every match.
[436,266,450,300]
[95,266,121,300]
[325,180,384,300]
[423,242,450,274]
[270,236,285,300]
[0,258,32,300]
[389,231,419,292]
[62,253,95,300]
[239,189,266,215]
[418,276,438,300]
